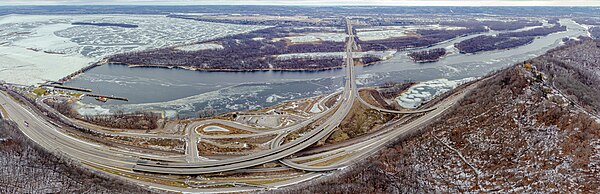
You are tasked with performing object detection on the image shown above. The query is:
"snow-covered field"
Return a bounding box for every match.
[357,25,466,41]
[75,101,111,115]
[275,50,397,60]
[396,77,475,109]
[309,103,322,113]
[203,125,229,132]
[174,43,224,51]
[0,14,266,85]
[273,32,347,43]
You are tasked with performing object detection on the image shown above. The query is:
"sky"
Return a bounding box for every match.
[1,0,600,6]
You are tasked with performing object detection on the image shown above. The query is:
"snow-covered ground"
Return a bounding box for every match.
[174,43,224,51]
[75,101,111,115]
[0,14,266,85]
[357,25,466,41]
[357,29,413,41]
[203,125,229,132]
[309,103,322,113]
[396,77,475,109]
[275,50,397,60]
[273,32,347,43]
[266,94,285,103]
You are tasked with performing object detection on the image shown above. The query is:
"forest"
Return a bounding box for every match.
[498,24,566,37]
[531,39,600,115]
[455,35,534,53]
[590,27,600,39]
[573,17,600,25]
[442,19,542,31]
[167,14,342,27]
[355,17,541,30]
[108,27,349,70]
[107,17,559,70]
[359,26,488,51]
[408,48,446,62]
[44,98,161,130]
[455,24,566,53]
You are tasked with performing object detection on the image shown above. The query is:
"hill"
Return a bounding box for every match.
[272,39,600,193]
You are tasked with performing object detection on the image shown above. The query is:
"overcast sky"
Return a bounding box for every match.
[1,0,600,6]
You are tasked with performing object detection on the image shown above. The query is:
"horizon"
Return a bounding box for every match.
[1,0,600,7]
[2,4,600,7]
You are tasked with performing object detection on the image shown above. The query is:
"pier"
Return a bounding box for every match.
[85,93,129,102]
[42,84,93,92]
[58,58,107,83]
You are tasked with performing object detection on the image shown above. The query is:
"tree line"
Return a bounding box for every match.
[108,27,349,71]
[44,98,161,130]
[455,35,534,54]
[360,26,488,51]
[408,48,446,62]
[455,24,566,53]
[441,19,542,31]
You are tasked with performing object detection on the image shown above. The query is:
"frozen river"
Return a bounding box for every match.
[66,19,588,117]
[0,14,266,85]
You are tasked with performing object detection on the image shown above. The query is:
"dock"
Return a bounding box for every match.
[85,93,129,102]
[41,84,128,102]
[58,59,107,83]
[42,84,93,92]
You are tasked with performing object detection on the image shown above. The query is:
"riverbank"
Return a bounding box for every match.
[123,63,344,72]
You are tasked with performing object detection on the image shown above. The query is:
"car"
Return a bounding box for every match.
[24,121,29,127]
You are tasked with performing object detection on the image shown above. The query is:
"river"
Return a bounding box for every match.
[65,19,588,118]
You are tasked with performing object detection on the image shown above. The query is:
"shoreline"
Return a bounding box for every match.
[58,58,386,84]
[121,60,383,72]
[122,63,344,72]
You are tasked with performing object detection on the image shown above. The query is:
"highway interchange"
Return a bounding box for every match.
[0,18,480,192]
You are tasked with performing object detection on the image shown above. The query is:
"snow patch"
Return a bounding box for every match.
[273,32,347,43]
[309,103,322,113]
[357,25,466,41]
[174,43,224,51]
[75,102,111,115]
[266,94,285,103]
[275,50,396,60]
[396,77,476,109]
[203,125,229,132]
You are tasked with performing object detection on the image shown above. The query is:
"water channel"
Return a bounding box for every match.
[65,19,588,117]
